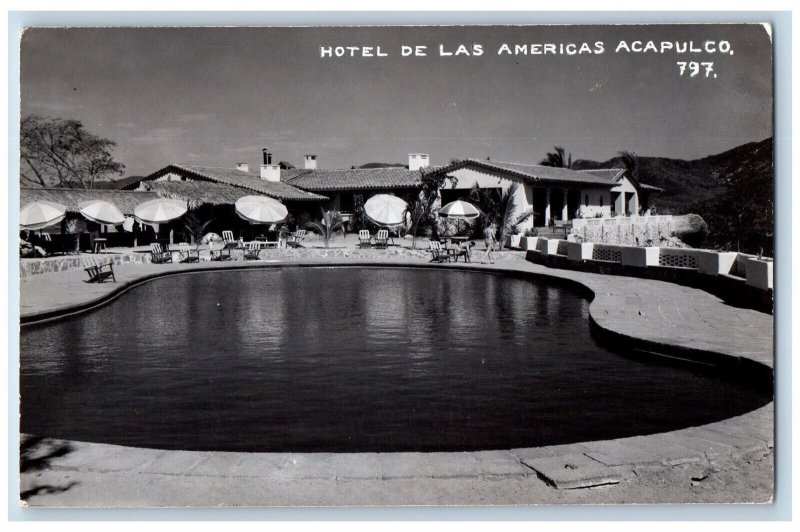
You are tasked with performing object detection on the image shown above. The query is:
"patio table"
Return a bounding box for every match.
[92,237,108,254]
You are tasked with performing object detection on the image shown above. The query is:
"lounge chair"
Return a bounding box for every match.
[222,230,242,250]
[429,241,453,263]
[358,230,372,248]
[287,229,306,248]
[82,257,115,283]
[177,242,199,263]
[373,229,389,249]
[243,241,264,260]
[150,243,173,264]
[451,241,475,263]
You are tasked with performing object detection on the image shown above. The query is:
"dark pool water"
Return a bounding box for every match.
[20,267,771,453]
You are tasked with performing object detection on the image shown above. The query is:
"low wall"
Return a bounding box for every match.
[526,239,773,313]
[19,252,153,278]
[571,215,675,246]
[19,246,481,278]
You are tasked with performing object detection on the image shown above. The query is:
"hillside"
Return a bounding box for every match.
[572,138,773,214]
[572,138,774,254]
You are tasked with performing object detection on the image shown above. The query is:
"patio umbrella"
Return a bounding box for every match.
[438,200,481,220]
[439,199,481,238]
[78,200,125,225]
[364,194,408,226]
[133,198,188,225]
[20,200,67,230]
[235,195,288,224]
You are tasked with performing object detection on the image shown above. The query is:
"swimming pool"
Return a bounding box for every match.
[20,267,771,452]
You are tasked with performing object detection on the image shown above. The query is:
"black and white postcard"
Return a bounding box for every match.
[16,22,775,508]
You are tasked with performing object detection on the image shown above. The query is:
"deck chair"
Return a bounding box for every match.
[358,230,372,248]
[82,257,116,283]
[373,229,389,249]
[429,241,452,263]
[150,243,173,264]
[177,242,199,263]
[243,241,264,260]
[451,241,475,263]
[287,229,306,248]
[222,230,242,250]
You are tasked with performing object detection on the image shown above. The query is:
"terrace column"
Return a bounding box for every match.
[562,188,569,220]
[544,188,551,225]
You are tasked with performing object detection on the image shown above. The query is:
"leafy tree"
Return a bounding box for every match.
[694,177,773,256]
[468,184,498,224]
[406,166,457,249]
[21,115,125,189]
[304,209,345,249]
[348,194,369,232]
[539,146,572,168]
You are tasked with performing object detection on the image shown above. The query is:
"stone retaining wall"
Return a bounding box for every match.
[19,253,153,278]
[20,246,523,278]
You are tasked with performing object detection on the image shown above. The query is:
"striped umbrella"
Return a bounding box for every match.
[79,200,125,225]
[20,200,67,230]
[438,200,481,220]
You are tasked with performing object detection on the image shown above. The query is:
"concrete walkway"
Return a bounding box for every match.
[16,251,774,507]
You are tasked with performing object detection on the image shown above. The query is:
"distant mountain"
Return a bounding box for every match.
[573,138,774,254]
[572,138,773,214]
[355,162,406,169]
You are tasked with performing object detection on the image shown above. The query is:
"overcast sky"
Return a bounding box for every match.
[20,24,772,177]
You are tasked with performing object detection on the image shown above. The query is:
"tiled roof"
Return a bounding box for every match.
[140,180,259,209]
[461,159,619,186]
[145,165,327,202]
[21,187,158,215]
[94,175,148,190]
[579,168,627,180]
[639,183,665,192]
[282,167,422,191]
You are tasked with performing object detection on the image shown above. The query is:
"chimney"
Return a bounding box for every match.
[261,163,281,182]
[304,154,317,170]
[235,162,249,172]
[408,153,430,171]
[262,148,271,165]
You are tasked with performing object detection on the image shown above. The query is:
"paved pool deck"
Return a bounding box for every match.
[16,250,775,507]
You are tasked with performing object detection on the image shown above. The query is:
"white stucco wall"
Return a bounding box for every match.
[153,172,189,183]
[577,188,613,219]
[445,167,535,231]
[610,176,639,216]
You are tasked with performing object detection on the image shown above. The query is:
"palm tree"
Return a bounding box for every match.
[304,209,345,249]
[469,183,533,247]
[618,150,640,181]
[468,183,499,235]
[496,183,534,247]
[539,146,572,168]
